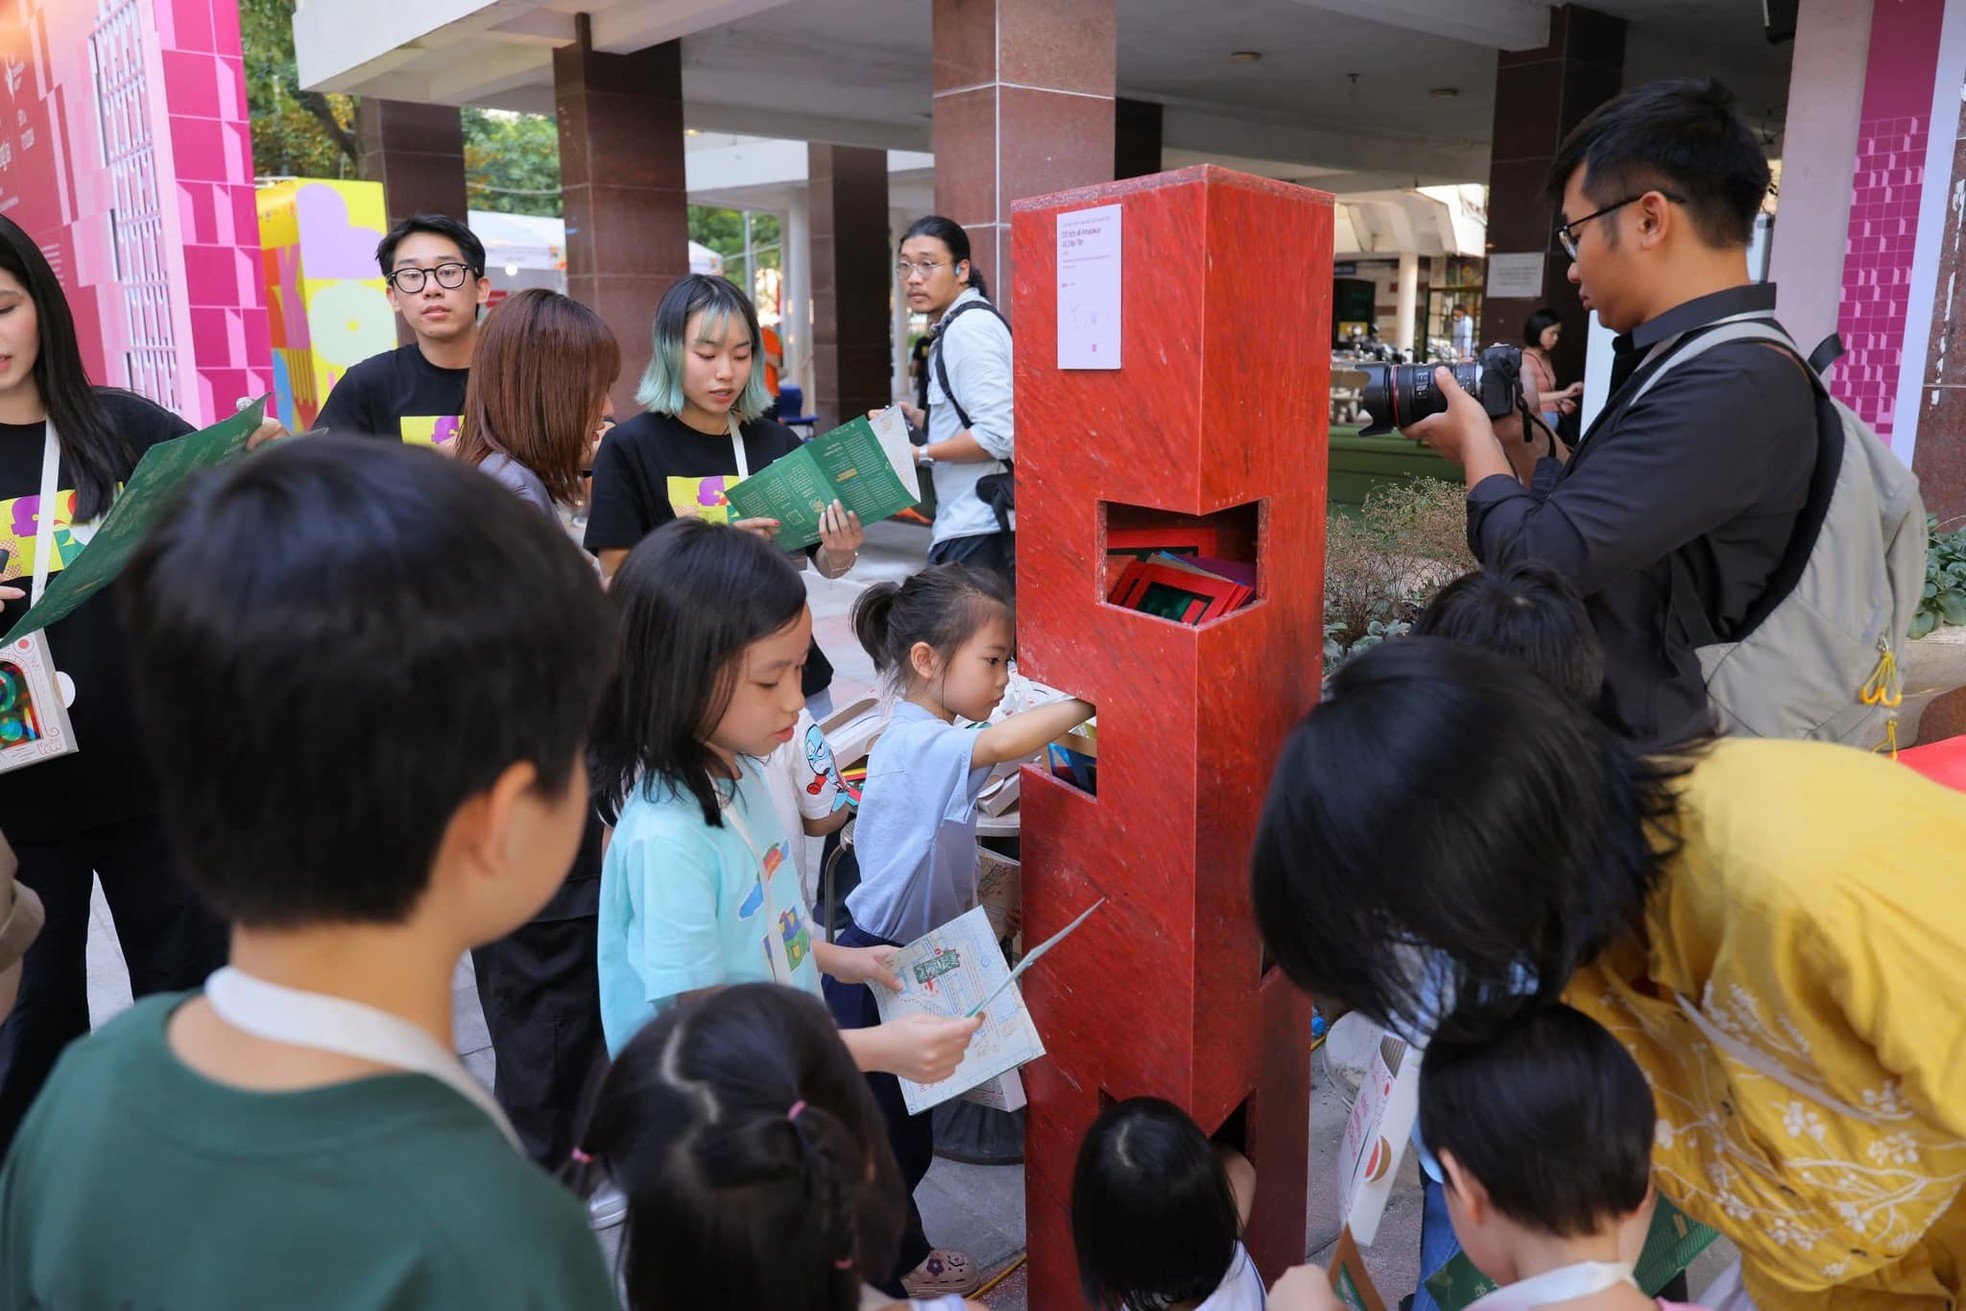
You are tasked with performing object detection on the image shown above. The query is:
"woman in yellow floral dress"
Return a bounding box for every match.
[1252,639,1966,1309]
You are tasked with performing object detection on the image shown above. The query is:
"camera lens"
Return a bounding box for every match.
[1358,362,1482,436]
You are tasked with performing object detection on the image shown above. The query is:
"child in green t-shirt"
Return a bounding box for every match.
[0,438,620,1309]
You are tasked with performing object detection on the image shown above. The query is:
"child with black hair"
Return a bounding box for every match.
[586,519,978,1070]
[833,563,1094,1299]
[1071,1098,1264,1311]
[1365,562,1607,1311]
[1417,1004,1699,1310]
[581,983,990,1311]
[0,438,620,1307]
[1412,563,1606,710]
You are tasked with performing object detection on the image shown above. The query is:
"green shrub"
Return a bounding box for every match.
[1913,515,1966,639]
[1323,479,1474,668]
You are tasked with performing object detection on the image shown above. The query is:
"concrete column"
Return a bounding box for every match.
[808,143,892,432]
[932,0,1118,318]
[1115,96,1163,180]
[784,193,814,405]
[357,100,468,346]
[1770,0,1874,353]
[892,206,915,402]
[1396,251,1420,354]
[1479,4,1625,386]
[554,18,690,416]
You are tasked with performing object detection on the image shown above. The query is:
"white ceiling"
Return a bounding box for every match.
[301,0,1795,188]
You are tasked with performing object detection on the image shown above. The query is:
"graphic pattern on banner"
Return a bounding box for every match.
[0,0,270,425]
[257,180,397,434]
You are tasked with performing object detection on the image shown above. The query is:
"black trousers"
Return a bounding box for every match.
[470,813,607,1172]
[0,813,228,1156]
[823,917,935,1296]
[927,531,1015,590]
[470,913,605,1172]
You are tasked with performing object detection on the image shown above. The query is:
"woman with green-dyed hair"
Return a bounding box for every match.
[585,274,865,700]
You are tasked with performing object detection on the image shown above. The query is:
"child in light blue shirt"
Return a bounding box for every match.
[588,520,982,1080]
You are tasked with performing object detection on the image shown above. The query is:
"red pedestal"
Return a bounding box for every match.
[1011,166,1331,1306]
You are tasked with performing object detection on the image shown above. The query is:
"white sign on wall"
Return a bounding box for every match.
[1057,204,1122,370]
[1484,252,1547,300]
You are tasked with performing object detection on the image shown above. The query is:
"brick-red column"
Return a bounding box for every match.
[1013,167,1328,1307]
[931,0,1117,318]
[554,20,690,415]
[358,100,468,346]
[808,144,892,432]
[1479,5,1624,382]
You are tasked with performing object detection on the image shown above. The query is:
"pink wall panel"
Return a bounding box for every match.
[0,0,269,426]
[1833,0,1948,441]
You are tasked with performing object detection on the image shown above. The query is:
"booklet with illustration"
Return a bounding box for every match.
[723,407,921,551]
[4,397,268,643]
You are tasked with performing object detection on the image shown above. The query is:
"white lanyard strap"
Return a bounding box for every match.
[727,415,750,480]
[721,761,767,867]
[32,422,61,605]
[1466,1261,1635,1311]
[205,966,522,1151]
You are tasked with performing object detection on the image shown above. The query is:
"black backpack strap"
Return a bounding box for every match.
[1667,333,1843,647]
[929,299,1011,436]
[1806,332,1846,376]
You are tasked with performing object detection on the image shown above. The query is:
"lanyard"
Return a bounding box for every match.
[1466,1262,1635,1311]
[32,423,61,605]
[204,966,522,1151]
[721,760,769,868]
[727,415,750,480]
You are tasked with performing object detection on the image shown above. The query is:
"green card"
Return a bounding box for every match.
[723,409,921,551]
[5,398,266,643]
[1422,1198,1719,1309]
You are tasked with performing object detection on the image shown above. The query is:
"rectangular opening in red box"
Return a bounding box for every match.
[1100,499,1261,628]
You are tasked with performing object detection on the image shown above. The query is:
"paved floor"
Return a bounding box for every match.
[78,515,1729,1307]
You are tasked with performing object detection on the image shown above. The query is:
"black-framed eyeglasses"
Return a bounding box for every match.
[1553,191,1686,259]
[387,262,475,293]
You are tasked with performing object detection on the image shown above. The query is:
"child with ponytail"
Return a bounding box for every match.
[829,563,1094,1299]
[581,983,991,1311]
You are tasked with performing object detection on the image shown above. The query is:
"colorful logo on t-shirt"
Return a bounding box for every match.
[802,722,854,812]
[778,906,811,972]
[0,488,82,583]
[667,475,740,525]
[401,414,461,448]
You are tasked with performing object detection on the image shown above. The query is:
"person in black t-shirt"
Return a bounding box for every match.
[586,274,865,701]
[313,213,490,446]
[0,215,229,1153]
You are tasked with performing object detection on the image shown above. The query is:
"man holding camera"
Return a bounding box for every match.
[1408,79,1814,746]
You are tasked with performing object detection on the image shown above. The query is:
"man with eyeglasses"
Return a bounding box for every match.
[1404,79,1814,749]
[315,214,491,446]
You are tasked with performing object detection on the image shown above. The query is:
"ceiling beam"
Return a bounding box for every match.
[1285,0,1549,52]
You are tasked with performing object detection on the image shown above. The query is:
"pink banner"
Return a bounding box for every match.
[0,0,268,425]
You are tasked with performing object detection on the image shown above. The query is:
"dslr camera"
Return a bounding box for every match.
[1359,344,1522,436]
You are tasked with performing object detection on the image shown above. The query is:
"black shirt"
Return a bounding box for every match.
[1467,284,1816,746]
[0,391,191,843]
[585,411,832,696]
[314,343,469,445]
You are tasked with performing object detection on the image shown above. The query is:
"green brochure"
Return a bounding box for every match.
[723,408,922,552]
[5,397,267,643]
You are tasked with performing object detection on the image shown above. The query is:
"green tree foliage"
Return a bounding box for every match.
[241,0,357,179]
[464,109,564,216]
